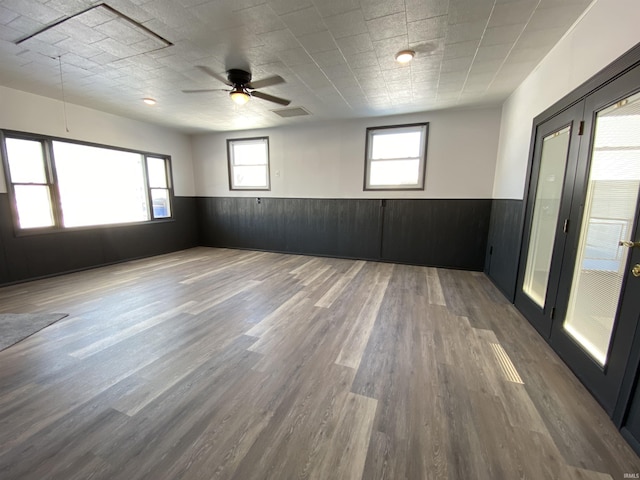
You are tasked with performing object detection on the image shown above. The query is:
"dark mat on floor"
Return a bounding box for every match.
[0,313,69,352]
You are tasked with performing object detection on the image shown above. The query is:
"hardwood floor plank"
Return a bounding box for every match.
[94,335,261,477]
[69,301,197,359]
[335,263,393,370]
[245,290,310,338]
[0,247,638,479]
[179,250,267,285]
[185,279,262,315]
[309,392,377,480]
[229,363,356,480]
[426,267,446,306]
[566,466,614,479]
[314,260,365,308]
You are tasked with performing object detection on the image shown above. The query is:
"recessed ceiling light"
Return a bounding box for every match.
[395,50,415,64]
[143,98,157,105]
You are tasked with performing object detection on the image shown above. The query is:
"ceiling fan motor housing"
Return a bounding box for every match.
[227,69,252,86]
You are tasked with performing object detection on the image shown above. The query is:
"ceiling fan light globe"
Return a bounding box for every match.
[230,91,250,105]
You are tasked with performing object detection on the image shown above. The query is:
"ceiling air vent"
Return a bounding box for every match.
[271,107,311,118]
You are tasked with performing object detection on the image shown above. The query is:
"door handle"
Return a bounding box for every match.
[633,264,640,278]
[619,240,640,248]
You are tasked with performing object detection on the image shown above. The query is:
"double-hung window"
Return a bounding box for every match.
[364,123,429,190]
[227,137,270,190]
[4,138,56,229]
[1,131,173,231]
[147,156,172,218]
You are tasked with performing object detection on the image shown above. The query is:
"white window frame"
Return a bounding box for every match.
[227,137,271,191]
[363,123,429,191]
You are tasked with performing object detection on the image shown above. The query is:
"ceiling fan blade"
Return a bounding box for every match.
[247,75,285,89]
[182,88,228,93]
[251,91,291,106]
[195,65,232,86]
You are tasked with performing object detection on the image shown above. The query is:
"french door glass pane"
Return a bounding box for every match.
[563,91,640,366]
[522,126,571,307]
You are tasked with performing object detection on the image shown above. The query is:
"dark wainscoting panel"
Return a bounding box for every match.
[0,215,7,286]
[282,198,382,258]
[484,199,524,302]
[197,196,492,271]
[197,197,382,260]
[381,199,492,270]
[0,194,199,285]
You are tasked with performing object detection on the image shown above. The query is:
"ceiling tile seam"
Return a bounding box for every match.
[484,0,543,94]
[272,0,359,110]
[306,0,373,108]
[251,11,334,109]
[456,0,497,103]
[364,30,409,106]
[425,3,448,101]
[402,0,416,106]
[406,14,446,103]
[15,2,173,48]
[14,2,175,74]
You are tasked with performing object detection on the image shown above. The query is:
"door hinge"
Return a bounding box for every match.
[563,218,569,233]
[550,307,556,319]
[578,120,584,135]
[489,246,493,255]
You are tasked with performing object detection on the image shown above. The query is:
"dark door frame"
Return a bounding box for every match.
[515,41,640,433]
[549,67,640,415]
[514,102,584,339]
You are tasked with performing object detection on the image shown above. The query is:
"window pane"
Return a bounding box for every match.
[53,141,149,227]
[522,126,571,307]
[147,157,168,188]
[233,165,268,188]
[365,124,428,191]
[6,138,47,183]
[563,91,640,366]
[151,189,171,218]
[371,131,422,159]
[369,159,420,186]
[232,141,268,165]
[14,185,54,229]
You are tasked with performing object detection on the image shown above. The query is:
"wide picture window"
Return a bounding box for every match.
[364,123,428,190]
[2,133,173,231]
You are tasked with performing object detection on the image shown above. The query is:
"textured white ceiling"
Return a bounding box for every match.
[0,0,593,133]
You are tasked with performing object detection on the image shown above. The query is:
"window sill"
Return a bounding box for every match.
[13,218,176,237]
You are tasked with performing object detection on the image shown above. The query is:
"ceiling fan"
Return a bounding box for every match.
[182,66,291,106]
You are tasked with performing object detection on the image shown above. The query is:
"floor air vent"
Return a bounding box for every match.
[271,107,311,118]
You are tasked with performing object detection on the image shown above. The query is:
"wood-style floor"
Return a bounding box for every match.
[0,247,638,480]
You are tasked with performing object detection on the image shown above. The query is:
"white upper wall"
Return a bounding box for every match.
[493,0,640,199]
[192,107,501,199]
[0,86,195,196]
